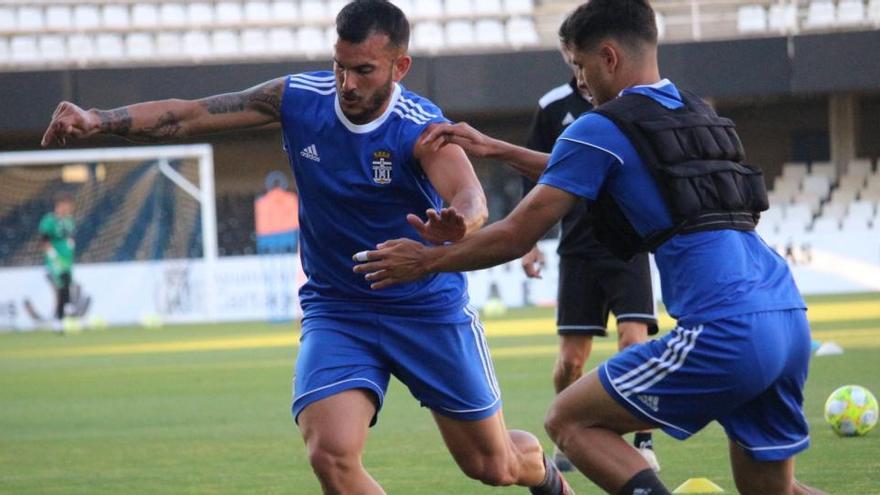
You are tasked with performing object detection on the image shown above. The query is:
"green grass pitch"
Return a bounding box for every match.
[1,292,878,494]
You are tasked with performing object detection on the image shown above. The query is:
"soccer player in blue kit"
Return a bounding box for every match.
[354,1,826,494]
[41,1,575,494]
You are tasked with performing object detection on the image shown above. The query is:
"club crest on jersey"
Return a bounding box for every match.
[371,150,393,185]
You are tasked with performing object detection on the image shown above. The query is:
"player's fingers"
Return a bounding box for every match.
[352,260,386,273]
[425,209,442,223]
[363,269,389,282]
[52,102,67,119]
[524,264,542,279]
[420,123,450,145]
[352,249,379,263]
[406,214,428,234]
[41,125,56,147]
[376,238,404,250]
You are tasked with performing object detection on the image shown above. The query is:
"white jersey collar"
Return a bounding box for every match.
[334,83,402,134]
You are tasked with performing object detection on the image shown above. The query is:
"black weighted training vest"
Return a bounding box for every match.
[589,89,769,260]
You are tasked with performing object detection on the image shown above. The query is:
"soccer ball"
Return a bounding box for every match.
[824,385,878,437]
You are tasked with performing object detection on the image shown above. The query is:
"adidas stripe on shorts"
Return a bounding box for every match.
[598,308,812,461]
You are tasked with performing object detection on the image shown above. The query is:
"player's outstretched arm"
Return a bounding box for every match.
[41,77,285,147]
[410,137,487,244]
[420,122,550,182]
[353,185,577,289]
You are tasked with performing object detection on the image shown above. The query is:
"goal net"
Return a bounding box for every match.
[0,144,218,330]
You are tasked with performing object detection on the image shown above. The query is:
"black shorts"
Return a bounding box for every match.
[556,253,658,337]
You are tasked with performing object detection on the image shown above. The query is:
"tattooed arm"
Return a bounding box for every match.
[41,77,285,146]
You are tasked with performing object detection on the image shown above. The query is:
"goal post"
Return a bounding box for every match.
[0,144,219,329]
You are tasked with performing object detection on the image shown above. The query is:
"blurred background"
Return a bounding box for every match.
[0,0,879,328]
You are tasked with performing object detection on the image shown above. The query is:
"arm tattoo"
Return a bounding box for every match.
[247,84,282,117]
[141,111,183,142]
[199,80,283,118]
[96,108,132,136]
[201,93,246,114]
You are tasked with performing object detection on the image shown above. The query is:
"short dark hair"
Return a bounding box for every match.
[558,0,657,53]
[54,191,74,205]
[336,0,410,50]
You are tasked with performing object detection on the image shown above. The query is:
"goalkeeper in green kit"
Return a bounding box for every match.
[39,194,76,322]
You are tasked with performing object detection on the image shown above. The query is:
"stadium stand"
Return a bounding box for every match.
[762,158,879,236]
[5,0,880,69]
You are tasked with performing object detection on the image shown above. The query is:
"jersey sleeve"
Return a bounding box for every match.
[397,93,450,166]
[538,114,621,201]
[279,72,334,153]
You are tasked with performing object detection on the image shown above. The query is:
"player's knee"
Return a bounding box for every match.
[554,355,585,382]
[306,441,359,483]
[544,402,571,448]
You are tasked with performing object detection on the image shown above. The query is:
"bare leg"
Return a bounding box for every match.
[729,441,826,495]
[545,370,657,493]
[298,389,385,495]
[616,321,648,351]
[553,334,593,393]
[433,409,547,487]
[617,321,659,471]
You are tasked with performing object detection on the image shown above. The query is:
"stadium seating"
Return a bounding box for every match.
[765,158,879,234]
[445,0,474,17]
[871,0,880,24]
[7,0,879,68]
[445,20,476,48]
[838,0,868,25]
[412,21,445,53]
[737,5,768,33]
[506,17,540,48]
[475,0,505,17]
[475,19,506,46]
[768,3,799,32]
[805,0,837,29]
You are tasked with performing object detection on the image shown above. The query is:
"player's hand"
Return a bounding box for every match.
[520,245,545,279]
[352,238,431,289]
[407,207,466,244]
[420,122,496,158]
[41,101,100,147]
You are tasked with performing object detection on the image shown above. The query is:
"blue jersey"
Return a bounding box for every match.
[280,71,468,318]
[539,80,805,325]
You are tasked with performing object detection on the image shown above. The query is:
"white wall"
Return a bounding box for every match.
[1,235,878,332]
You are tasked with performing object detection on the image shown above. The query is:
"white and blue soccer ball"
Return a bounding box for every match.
[824,385,878,437]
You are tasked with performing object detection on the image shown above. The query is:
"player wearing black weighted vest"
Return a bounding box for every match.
[590,89,769,260]
[521,70,660,473]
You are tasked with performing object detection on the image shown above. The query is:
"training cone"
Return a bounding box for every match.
[673,477,724,493]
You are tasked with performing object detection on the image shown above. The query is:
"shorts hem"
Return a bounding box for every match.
[292,378,385,426]
[598,364,695,440]
[734,436,811,461]
[615,316,660,335]
[558,325,608,337]
[429,398,503,422]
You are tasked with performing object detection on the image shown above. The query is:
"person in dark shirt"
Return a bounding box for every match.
[523,46,661,473]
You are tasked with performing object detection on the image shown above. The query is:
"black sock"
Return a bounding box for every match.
[618,468,670,495]
[633,432,653,450]
[529,454,562,495]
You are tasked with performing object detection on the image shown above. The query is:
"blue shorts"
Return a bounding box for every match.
[292,305,502,425]
[598,309,811,461]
